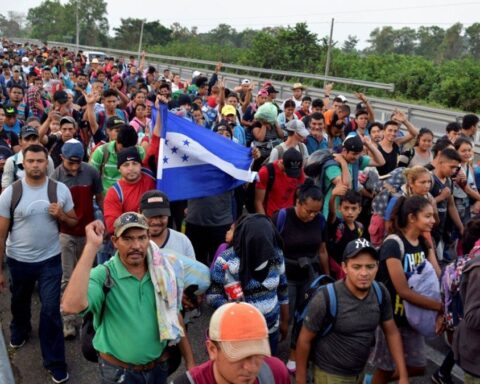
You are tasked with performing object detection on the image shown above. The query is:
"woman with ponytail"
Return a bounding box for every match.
[271,178,329,374]
[371,195,443,383]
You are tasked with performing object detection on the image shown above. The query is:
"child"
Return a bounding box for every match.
[327,186,364,279]
[49,113,61,135]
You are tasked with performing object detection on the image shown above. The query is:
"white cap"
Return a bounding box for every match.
[192,70,201,79]
[241,79,251,85]
[21,57,29,63]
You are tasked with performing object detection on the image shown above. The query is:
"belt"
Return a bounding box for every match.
[99,350,169,372]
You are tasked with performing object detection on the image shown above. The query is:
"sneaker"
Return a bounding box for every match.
[286,360,296,374]
[50,368,69,384]
[63,322,76,339]
[432,369,453,384]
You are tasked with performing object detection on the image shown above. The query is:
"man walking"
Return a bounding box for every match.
[62,213,194,384]
[0,144,78,383]
[296,239,408,384]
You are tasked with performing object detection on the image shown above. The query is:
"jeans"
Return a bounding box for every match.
[268,329,279,357]
[7,255,66,371]
[98,357,168,384]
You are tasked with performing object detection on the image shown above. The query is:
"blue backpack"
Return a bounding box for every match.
[291,278,384,348]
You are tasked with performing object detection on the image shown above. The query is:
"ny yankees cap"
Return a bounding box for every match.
[343,238,379,261]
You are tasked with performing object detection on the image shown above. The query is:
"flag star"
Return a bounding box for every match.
[163,156,169,164]
[182,154,189,162]
[171,146,178,154]
[165,139,169,145]
[183,139,190,146]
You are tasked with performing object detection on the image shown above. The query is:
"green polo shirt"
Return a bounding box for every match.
[89,141,146,194]
[87,253,167,364]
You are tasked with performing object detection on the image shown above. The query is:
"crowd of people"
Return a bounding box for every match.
[0,38,480,384]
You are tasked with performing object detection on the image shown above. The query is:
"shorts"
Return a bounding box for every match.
[368,214,385,248]
[369,326,426,371]
[313,367,364,384]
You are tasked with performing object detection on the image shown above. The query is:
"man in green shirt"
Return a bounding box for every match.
[61,213,194,383]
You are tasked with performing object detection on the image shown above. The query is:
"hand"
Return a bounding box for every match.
[155,94,168,109]
[279,320,288,341]
[35,101,45,111]
[0,270,7,292]
[392,109,407,124]
[141,50,145,58]
[361,135,372,147]
[48,202,64,219]
[332,153,347,166]
[438,187,451,201]
[217,79,225,89]
[181,293,197,311]
[324,82,334,94]
[332,183,348,196]
[85,220,105,248]
[48,109,62,121]
[251,147,261,160]
[354,92,368,102]
[435,312,445,335]
[215,62,223,73]
[83,91,98,106]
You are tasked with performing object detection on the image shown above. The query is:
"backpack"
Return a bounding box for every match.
[304,149,360,194]
[441,240,480,331]
[12,153,22,182]
[97,109,127,133]
[274,143,307,162]
[81,264,114,362]
[290,278,384,349]
[9,178,57,232]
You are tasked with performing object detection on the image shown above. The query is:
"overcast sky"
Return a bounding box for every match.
[8,0,480,48]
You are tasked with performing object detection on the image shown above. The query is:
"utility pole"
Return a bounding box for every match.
[75,0,80,50]
[324,18,334,87]
[138,19,145,63]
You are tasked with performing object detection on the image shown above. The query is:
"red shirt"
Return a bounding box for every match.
[256,160,305,217]
[104,170,156,234]
[186,357,290,384]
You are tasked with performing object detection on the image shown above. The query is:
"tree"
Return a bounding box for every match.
[416,26,445,60]
[438,23,465,61]
[367,26,396,54]
[393,27,417,55]
[66,0,109,46]
[113,19,171,50]
[342,35,358,53]
[465,23,480,59]
[27,0,70,42]
[0,12,26,37]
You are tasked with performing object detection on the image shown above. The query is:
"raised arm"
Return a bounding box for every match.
[393,109,419,145]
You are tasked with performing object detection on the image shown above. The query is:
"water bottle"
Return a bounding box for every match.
[223,264,244,302]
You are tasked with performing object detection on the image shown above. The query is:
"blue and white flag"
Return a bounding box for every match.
[154,105,255,201]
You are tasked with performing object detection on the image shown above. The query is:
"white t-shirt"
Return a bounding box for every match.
[0,178,74,262]
[268,142,309,163]
[162,229,196,260]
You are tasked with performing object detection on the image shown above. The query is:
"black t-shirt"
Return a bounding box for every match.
[46,135,65,167]
[376,142,400,176]
[429,173,453,243]
[327,218,364,265]
[377,235,429,327]
[272,207,326,281]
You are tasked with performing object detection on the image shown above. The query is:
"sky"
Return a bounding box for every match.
[7,0,480,48]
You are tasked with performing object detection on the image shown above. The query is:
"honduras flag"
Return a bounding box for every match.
[154,105,255,201]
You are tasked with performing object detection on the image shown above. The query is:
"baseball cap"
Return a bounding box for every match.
[343,134,364,153]
[117,147,141,168]
[53,90,68,104]
[140,190,171,218]
[221,105,236,116]
[106,116,125,129]
[282,148,303,178]
[192,70,201,79]
[207,96,217,108]
[266,85,278,94]
[61,138,84,163]
[292,82,305,90]
[3,105,17,117]
[209,302,271,362]
[12,66,20,73]
[337,95,348,103]
[114,212,149,237]
[343,238,378,261]
[241,79,251,85]
[257,89,268,97]
[21,57,29,63]
[60,115,77,126]
[286,119,309,138]
[20,125,39,139]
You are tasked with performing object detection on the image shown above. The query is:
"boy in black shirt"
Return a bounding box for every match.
[327,187,364,279]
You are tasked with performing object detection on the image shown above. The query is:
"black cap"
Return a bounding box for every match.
[282,148,303,178]
[106,116,126,129]
[53,90,68,104]
[20,126,39,139]
[3,105,17,117]
[266,85,278,94]
[343,135,364,153]
[342,238,378,261]
[140,190,171,218]
[178,94,192,106]
[0,145,13,161]
[117,147,141,168]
